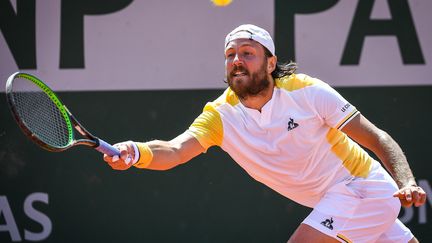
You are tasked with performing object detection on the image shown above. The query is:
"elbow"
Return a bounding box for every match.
[363,128,392,154]
[372,129,400,155]
[376,130,392,145]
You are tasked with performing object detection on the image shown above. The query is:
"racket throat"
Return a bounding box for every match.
[65,106,96,138]
[74,124,87,136]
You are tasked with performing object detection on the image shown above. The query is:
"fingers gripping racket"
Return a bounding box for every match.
[5,72,120,156]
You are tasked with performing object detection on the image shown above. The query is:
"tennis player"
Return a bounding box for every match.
[104,24,426,242]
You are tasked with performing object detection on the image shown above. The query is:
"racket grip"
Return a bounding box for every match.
[95,138,120,156]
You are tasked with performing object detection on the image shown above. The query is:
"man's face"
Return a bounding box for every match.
[225,39,272,99]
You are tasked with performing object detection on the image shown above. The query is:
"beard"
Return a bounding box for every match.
[226,61,270,100]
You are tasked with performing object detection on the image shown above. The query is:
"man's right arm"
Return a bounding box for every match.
[103,131,206,171]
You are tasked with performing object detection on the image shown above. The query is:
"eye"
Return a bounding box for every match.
[225,52,235,59]
[241,48,255,57]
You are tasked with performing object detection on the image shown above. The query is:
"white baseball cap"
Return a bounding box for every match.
[224,24,275,56]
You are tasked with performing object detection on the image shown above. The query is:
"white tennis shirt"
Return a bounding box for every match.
[188,73,373,207]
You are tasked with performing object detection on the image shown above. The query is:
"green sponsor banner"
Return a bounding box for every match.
[1,87,431,242]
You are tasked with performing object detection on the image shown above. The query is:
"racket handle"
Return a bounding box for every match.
[95,138,120,156]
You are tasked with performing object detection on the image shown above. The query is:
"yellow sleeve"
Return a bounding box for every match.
[188,103,223,151]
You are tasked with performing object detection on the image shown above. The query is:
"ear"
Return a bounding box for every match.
[267,55,277,74]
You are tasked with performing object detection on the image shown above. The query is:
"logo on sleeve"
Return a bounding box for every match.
[287,118,299,131]
[341,103,351,112]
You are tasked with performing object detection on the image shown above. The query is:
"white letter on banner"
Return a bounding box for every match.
[0,196,22,242]
[23,193,52,241]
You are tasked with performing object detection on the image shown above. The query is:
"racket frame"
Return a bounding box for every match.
[5,72,119,156]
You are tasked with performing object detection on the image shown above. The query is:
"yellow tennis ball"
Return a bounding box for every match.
[212,0,232,7]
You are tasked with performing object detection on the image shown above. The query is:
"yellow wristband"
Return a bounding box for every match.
[133,142,153,168]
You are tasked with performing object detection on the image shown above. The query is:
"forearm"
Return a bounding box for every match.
[142,139,186,170]
[342,114,425,207]
[133,132,205,171]
[372,130,416,188]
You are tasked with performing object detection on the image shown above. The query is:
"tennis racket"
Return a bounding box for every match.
[5,72,120,156]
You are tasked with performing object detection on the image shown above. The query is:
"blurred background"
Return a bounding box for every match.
[1,0,431,242]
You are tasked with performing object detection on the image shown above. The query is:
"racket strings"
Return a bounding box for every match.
[11,78,71,148]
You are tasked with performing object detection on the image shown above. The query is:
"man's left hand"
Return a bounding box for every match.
[393,185,427,207]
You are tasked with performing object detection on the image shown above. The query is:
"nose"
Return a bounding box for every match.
[232,54,243,66]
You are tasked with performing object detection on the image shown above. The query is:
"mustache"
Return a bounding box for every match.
[230,66,249,77]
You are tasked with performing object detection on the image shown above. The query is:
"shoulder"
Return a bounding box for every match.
[205,87,240,111]
[275,73,327,92]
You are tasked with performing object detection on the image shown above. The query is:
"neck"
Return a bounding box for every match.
[240,79,275,112]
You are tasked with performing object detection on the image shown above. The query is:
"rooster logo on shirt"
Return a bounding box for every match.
[287,118,299,131]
